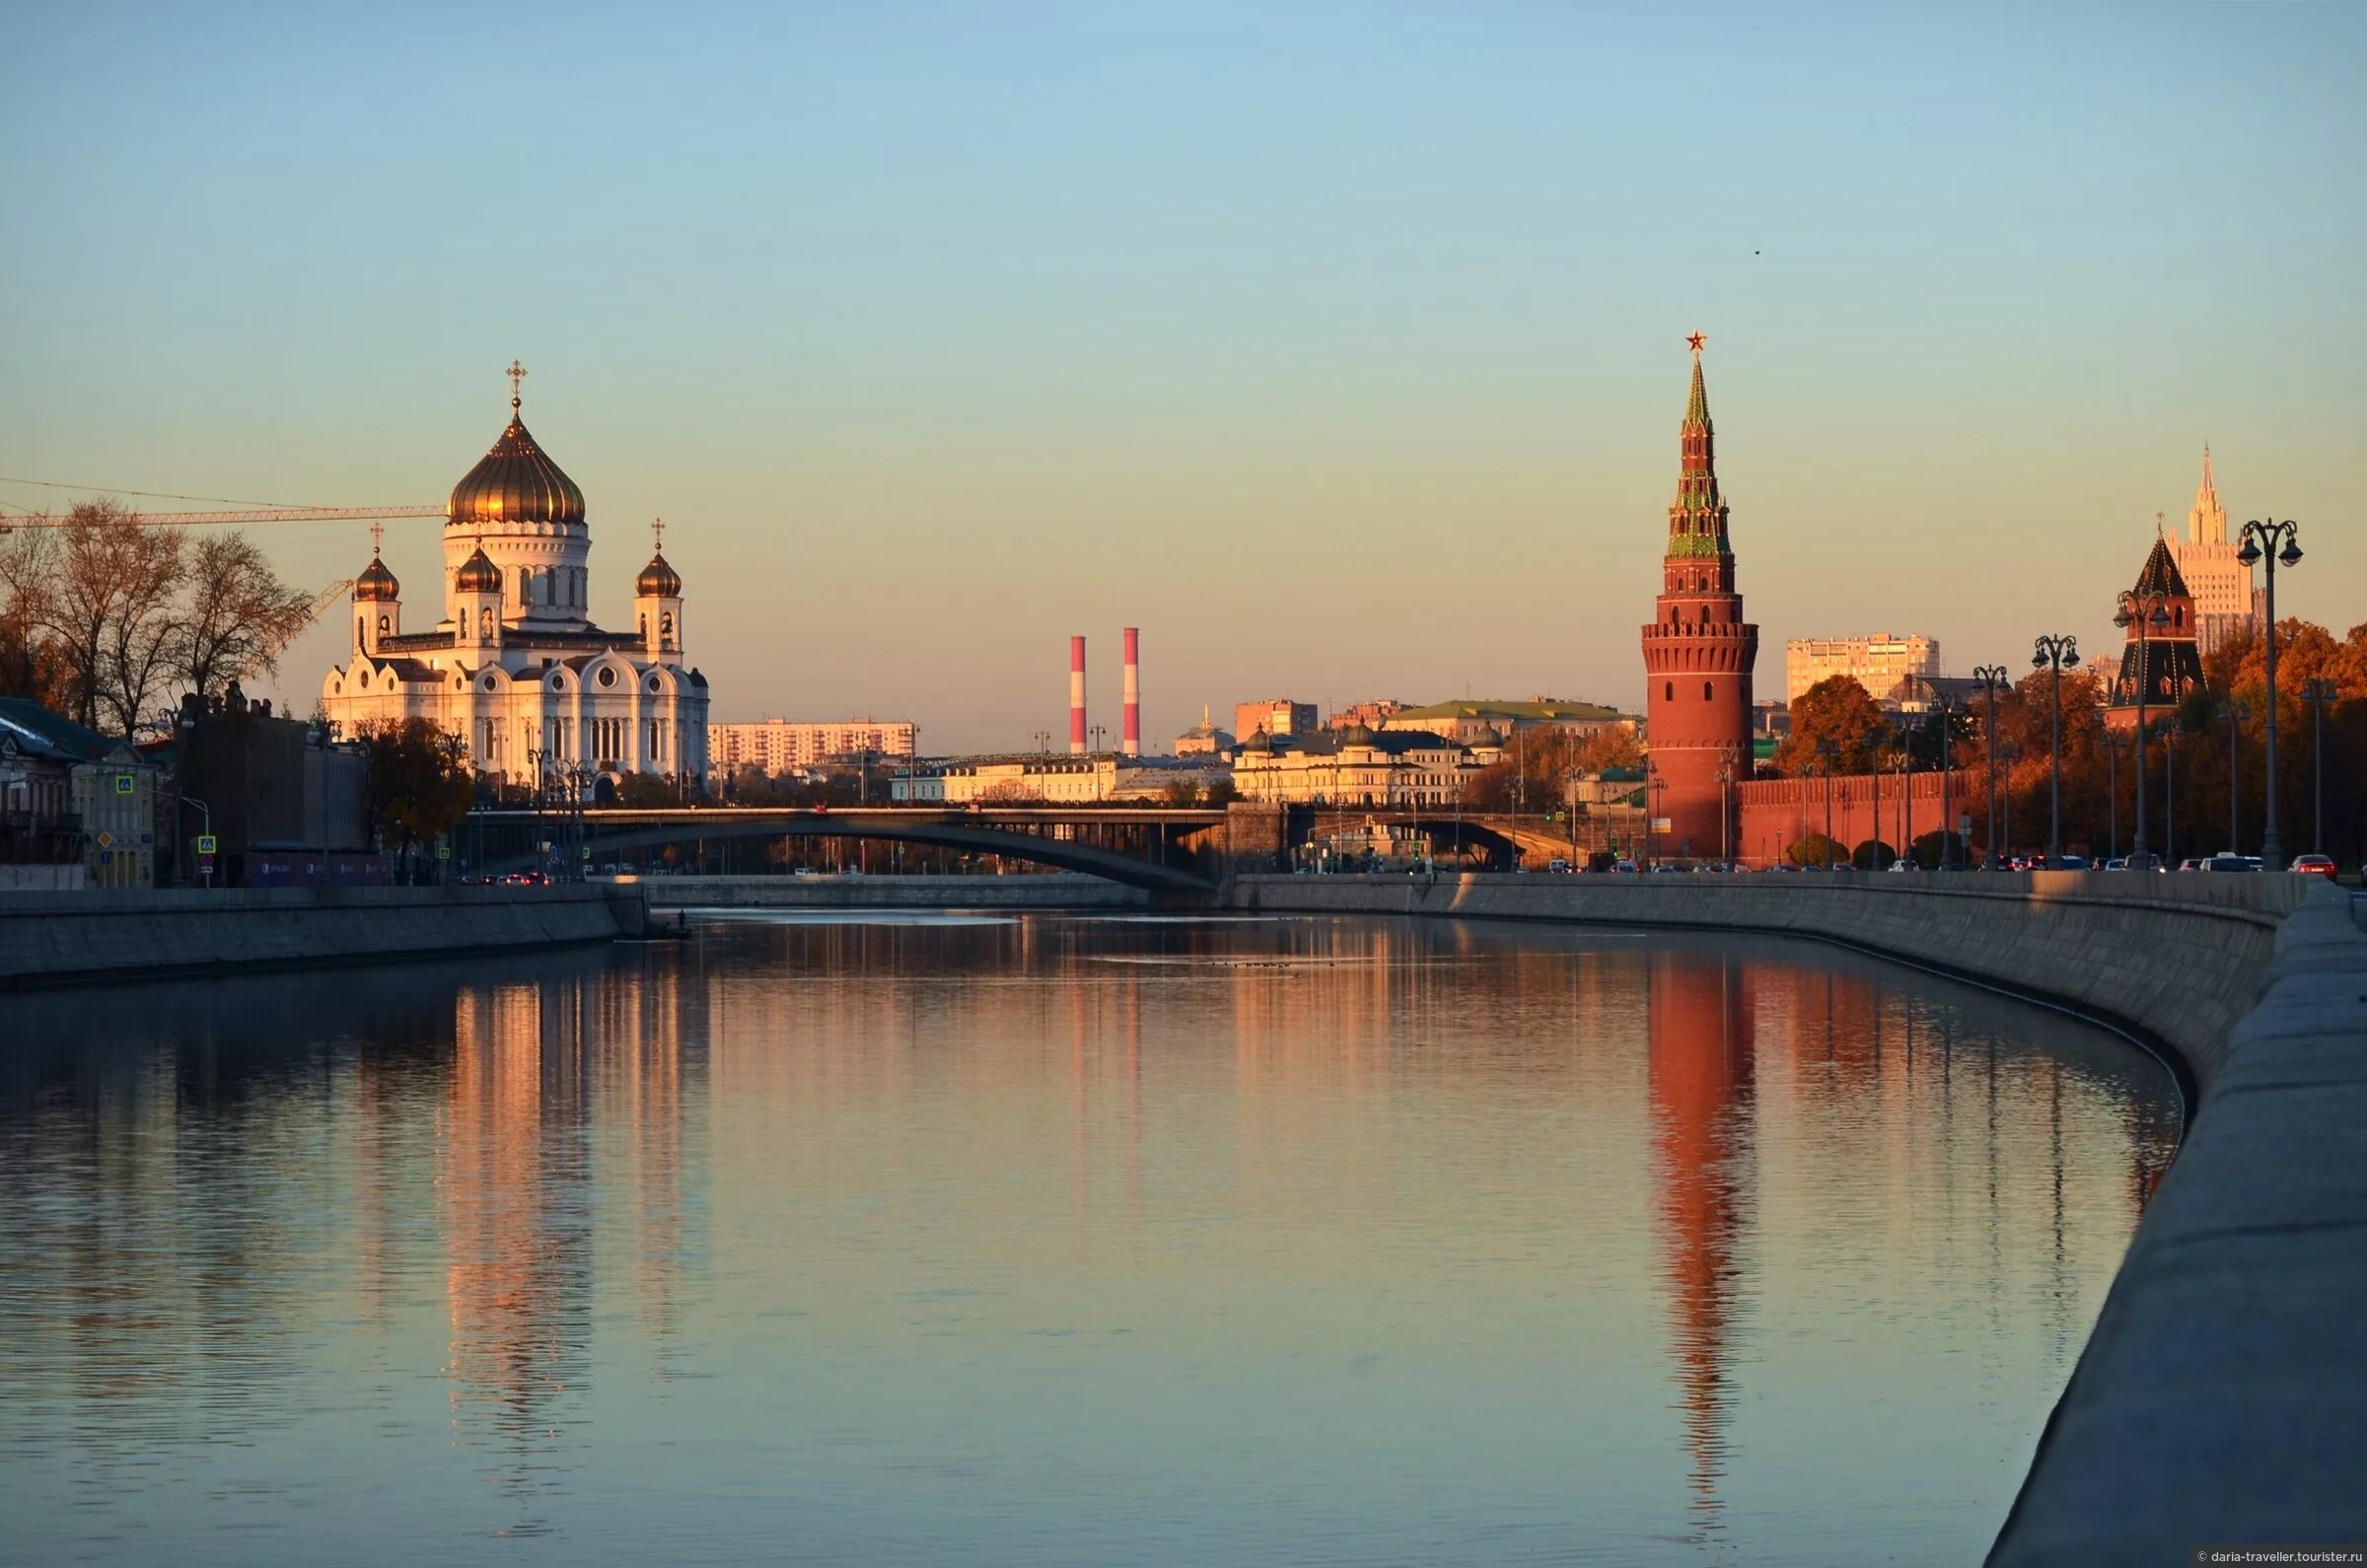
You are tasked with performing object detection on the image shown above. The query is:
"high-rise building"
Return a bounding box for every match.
[710,719,916,774]
[1782,634,1940,707]
[1639,335,1758,860]
[1234,699,1317,743]
[2166,447,2262,656]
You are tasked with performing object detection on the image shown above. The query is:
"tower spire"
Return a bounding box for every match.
[2189,443,2225,544]
[1668,333,1727,560]
[506,358,527,413]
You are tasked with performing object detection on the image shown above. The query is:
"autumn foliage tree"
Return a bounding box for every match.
[0,501,315,737]
[357,716,473,881]
[1766,677,1888,777]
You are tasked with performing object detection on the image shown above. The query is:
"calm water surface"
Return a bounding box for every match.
[0,912,2178,1565]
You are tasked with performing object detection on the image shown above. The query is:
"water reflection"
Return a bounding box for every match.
[0,917,2177,1565]
[1648,949,1754,1536]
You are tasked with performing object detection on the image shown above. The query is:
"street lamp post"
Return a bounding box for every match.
[1972,666,2010,869]
[2100,730,2129,862]
[2115,590,2174,866]
[2301,678,2336,856]
[1644,761,1664,870]
[1716,758,1734,868]
[1995,742,2021,864]
[2032,635,2080,867]
[2220,698,2251,856]
[2164,717,2179,866]
[2236,518,2303,870]
[1816,738,1838,869]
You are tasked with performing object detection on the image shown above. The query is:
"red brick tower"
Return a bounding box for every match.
[1640,334,1758,859]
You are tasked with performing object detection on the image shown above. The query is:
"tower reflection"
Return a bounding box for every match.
[1646,946,1755,1532]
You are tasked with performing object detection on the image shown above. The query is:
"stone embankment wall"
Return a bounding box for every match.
[621,874,1147,910]
[1230,871,2310,1090]
[0,884,647,988]
[1989,891,2367,1563]
[1230,870,2367,1556]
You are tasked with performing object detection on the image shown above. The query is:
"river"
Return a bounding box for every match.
[0,911,2178,1565]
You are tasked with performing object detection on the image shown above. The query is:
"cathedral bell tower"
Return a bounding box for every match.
[1639,334,1758,860]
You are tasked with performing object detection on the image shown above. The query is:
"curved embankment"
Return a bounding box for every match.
[0,883,647,988]
[1227,872,2367,1559]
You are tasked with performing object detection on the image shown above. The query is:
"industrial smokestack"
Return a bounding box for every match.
[1070,635,1088,753]
[1122,627,1140,757]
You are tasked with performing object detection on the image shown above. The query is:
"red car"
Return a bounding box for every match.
[2290,853,2339,882]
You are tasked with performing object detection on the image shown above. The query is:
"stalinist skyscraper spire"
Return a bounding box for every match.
[1639,333,1758,861]
[2188,444,2226,545]
[2168,443,2256,655]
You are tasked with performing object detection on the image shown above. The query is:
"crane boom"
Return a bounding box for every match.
[0,504,444,531]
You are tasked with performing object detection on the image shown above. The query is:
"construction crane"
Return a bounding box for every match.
[264,579,363,662]
[0,503,444,534]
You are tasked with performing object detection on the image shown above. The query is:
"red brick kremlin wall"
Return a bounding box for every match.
[1735,769,1982,867]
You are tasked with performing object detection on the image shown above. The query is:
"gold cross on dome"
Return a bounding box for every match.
[370,520,384,554]
[1686,330,1707,355]
[506,359,528,407]
[652,518,665,551]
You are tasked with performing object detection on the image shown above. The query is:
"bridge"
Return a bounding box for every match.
[465,802,1631,890]
[466,805,1232,893]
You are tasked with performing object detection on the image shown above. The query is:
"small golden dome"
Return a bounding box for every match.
[353,554,399,602]
[454,545,503,594]
[635,552,682,597]
[448,409,585,530]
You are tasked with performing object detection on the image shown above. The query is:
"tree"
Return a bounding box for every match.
[1785,831,1846,867]
[1161,778,1202,808]
[0,602,70,711]
[0,500,182,733]
[617,771,681,807]
[1204,777,1239,808]
[358,717,473,880]
[173,532,315,705]
[1768,677,1887,777]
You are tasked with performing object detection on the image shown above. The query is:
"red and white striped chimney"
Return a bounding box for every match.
[1069,635,1088,753]
[1121,627,1140,757]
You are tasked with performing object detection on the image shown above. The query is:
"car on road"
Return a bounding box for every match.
[2291,853,2339,882]
[498,870,550,887]
[2200,855,2259,873]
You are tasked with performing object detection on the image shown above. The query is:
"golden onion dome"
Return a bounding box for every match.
[353,553,400,603]
[635,551,682,597]
[454,545,503,594]
[448,403,586,530]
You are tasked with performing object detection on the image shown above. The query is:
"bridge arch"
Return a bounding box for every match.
[483,812,1214,893]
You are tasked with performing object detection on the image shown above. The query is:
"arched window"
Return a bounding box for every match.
[378,615,390,636]
[478,607,493,638]
[356,617,364,644]
[639,614,648,640]
[1664,681,1674,702]
[1703,680,1713,701]
[660,612,674,641]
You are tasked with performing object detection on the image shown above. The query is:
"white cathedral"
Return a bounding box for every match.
[321,370,712,795]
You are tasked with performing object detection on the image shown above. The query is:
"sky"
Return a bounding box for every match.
[2,4,2361,753]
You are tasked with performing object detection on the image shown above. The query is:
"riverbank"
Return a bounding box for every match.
[611,873,1148,909]
[1225,872,2367,1559]
[0,884,647,989]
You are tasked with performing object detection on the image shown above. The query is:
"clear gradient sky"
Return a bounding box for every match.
[3,5,2360,752]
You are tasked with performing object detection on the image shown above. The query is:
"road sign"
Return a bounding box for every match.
[1651,817,1673,832]
[96,831,113,849]
[437,844,452,860]
[113,774,133,795]
[194,834,218,854]
[581,845,592,859]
